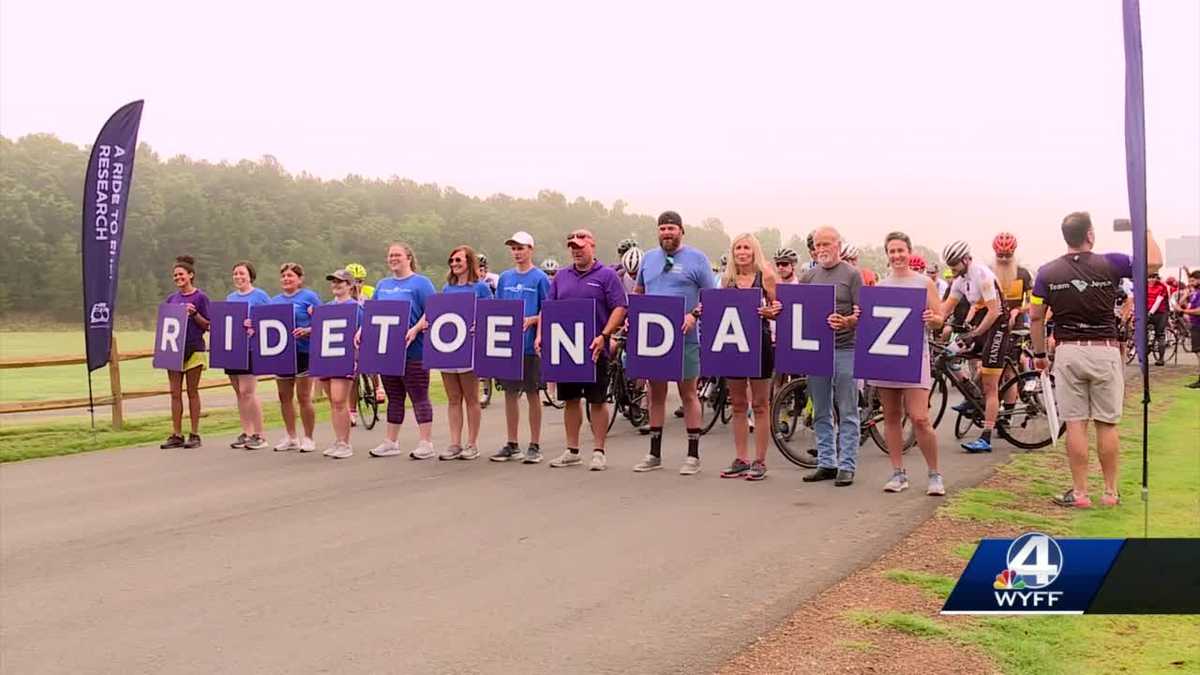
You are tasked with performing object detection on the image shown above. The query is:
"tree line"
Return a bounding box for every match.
[0,133,927,327]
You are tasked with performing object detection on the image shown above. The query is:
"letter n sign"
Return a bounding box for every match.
[853,286,926,383]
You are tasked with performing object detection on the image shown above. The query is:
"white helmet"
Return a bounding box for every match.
[942,240,971,266]
[620,246,643,276]
[840,243,861,260]
[540,258,560,273]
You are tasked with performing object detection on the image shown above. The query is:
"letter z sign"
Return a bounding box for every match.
[852,286,926,384]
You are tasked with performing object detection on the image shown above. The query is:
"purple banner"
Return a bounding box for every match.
[423,293,477,370]
[309,303,360,379]
[474,299,524,381]
[776,284,836,377]
[209,302,249,370]
[251,304,297,376]
[1123,0,1149,366]
[699,288,763,378]
[83,100,144,372]
[151,303,188,371]
[359,300,411,376]
[626,294,685,381]
[853,286,926,383]
[540,299,597,383]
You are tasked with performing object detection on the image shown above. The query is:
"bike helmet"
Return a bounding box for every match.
[1166,276,1177,286]
[477,253,488,267]
[541,258,560,273]
[992,232,1018,255]
[805,231,816,252]
[774,247,799,265]
[927,261,940,274]
[718,253,729,269]
[616,238,638,256]
[942,240,971,266]
[840,243,861,260]
[345,263,367,280]
[621,247,643,276]
[908,254,927,272]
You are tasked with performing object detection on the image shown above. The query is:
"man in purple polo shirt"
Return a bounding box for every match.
[536,229,628,471]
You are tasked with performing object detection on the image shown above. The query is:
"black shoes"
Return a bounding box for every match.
[160,434,185,449]
[834,469,855,486]
[803,467,838,482]
[183,433,202,448]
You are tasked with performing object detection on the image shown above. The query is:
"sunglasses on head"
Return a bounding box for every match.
[566,232,589,242]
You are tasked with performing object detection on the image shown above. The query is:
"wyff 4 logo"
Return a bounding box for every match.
[993,533,1065,608]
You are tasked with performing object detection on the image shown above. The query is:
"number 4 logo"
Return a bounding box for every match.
[1006,533,1063,589]
[868,306,910,357]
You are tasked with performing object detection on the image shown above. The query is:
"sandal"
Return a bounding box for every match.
[1101,492,1121,506]
[1052,488,1092,508]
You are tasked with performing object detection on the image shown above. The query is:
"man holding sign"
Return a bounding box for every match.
[539,230,628,471]
[799,227,862,487]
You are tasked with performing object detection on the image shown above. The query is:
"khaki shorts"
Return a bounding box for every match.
[1052,344,1124,424]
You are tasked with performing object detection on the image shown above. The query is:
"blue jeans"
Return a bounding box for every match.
[808,348,860,471]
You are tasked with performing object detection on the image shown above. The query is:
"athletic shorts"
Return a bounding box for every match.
[1052,344,1123,424]
[172,350,207,374]
[1191,326,1200,353]
[497,354,541,394]
[971,322,1010,374]
[279,352,310,380]
[224,352,254,377]
[556,354,611,404]
[682,343,701,381]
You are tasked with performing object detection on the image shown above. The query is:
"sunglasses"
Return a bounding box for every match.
[996,254,1013,260]
[663,255,675,274]
[448,256,466,264]
[775,261,793,266]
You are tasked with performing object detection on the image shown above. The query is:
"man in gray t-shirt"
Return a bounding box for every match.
[799,227,863,485]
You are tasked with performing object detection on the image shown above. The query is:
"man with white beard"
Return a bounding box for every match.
[990,232,1033,330]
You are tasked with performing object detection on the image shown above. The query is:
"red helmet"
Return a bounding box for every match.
[908,254,927,272]
[992,232,1018,255]
[1166,276,1178,286]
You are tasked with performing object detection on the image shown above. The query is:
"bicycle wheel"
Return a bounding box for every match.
[623,378,649,429]
[996,370,1062,450]
[698,377,725,435]
[770,378,817,468]
[954,409,977,439]
[542,385,564,409]
[864,387,914,454]
[357,373,379,430]
[929,374,949,429]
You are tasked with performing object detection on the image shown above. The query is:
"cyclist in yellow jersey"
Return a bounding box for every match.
[344,263,382,417]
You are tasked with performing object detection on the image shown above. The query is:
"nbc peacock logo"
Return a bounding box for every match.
[993,569,1027,590]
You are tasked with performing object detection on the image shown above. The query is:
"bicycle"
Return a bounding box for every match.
[541,383,564,409]
[585,336,649,431]
[355,372,380,430]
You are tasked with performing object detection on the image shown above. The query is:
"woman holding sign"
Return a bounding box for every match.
[716,235,781,481]
[437,246,492,461]
[871,232,946,496]
[225,261,270,450]
[320,269,364,459]
[160,256,211,449]
[270,263,322,453]
[368,242,438,460]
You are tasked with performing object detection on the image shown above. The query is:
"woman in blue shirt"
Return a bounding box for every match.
[225,261,271,451]
[435,245,492,460]
[270,262,322,453]
[319,269,365,460]
[369,242,439,460]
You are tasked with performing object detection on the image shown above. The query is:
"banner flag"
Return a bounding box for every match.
[1123,0,1148,365]
[151,303,188,371]
[209,302,249,370]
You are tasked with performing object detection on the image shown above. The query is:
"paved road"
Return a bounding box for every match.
[2,397,1009,674]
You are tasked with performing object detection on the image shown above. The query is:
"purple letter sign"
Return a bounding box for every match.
[853,286,926,384]
[540,299,597,383]
[309,303,360,378]
[626,294,685,381]
[151,303,188,371]
[775,284,835,376]
[423,293,476,370]
[359,300,411,376]
[474,299,524,381]
[699,288,763,378]
[209,301,249,370]
[251,304,296,376]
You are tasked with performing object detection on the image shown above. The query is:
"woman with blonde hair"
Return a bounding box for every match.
[717,233,781,481]
[437,245,492,460]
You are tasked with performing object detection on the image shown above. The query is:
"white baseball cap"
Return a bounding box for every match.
[505,231,535,247]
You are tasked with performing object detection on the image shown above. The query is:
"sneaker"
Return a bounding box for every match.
[633,454,662,472]
[637,424,652,435]
[883,469,910,493]
[327,442,354,460]
[439,445,464,461]
[951,400,974,413]
[803,467,838,482]
[410,441,435,460]
[961,437,992,453]
[322,444,340,457]
[160,434,185,449]
[1053,488,1092,508]
[673,405,685,418]
[298,437,316,453]
[1187,380,1200,389]
[274,436,299,452]
[369,440,402,458]
[589,451,607,471]
[720,458,752,479]
[834,469,855,486]
[459,445,480,460]
[679,456,701,475]
[745,460,767,481]
[243,434,268,450]
[230,433,249,449]
[550,450,582,468]
[490,443,521,462]
[522,445,544,464]
[183,433,202,449]
[926,472,946,496]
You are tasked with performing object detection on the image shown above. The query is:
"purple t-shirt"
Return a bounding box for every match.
[165,288,211,354]
[549,259,629,333]
[1187,289,1200,329]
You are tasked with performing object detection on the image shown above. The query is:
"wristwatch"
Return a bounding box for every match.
[690,308,702,318]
